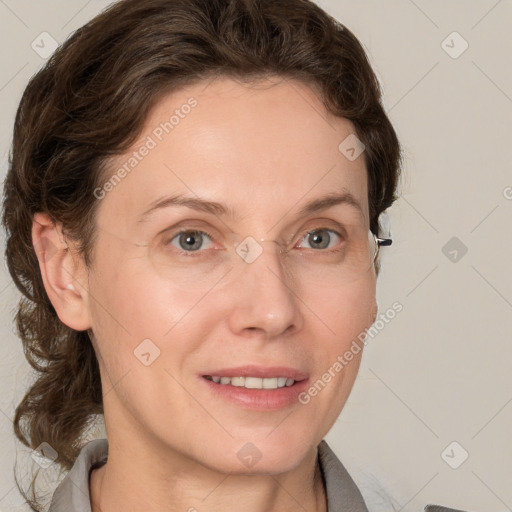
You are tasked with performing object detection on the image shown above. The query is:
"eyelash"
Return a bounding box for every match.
[163,226,345,256]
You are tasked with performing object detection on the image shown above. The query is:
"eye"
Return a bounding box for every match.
[296,228,342,251]
[167,229,214,253]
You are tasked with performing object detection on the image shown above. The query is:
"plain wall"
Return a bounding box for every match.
[0,1,510,511]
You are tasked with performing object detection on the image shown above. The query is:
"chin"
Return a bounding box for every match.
[197,431,318,476]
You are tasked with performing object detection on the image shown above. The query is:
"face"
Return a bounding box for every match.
[81,76,377,474]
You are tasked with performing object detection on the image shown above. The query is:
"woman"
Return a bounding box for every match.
[2,0,470,510]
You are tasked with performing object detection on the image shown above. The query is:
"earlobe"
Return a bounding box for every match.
[31,212,92,331]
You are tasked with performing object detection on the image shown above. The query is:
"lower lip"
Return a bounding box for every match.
[201,377,310,410]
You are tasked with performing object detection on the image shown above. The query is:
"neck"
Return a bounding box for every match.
[89,437,327,512]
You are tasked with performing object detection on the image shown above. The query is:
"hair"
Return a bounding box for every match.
[2,0,401,508]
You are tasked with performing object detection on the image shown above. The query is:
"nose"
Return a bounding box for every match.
[226,240,303,340]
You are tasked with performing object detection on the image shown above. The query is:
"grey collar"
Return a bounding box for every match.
[49,438,108,512]
[317,440,369,511]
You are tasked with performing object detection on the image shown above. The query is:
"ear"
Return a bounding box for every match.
[31,212,92,331]
[369,297,378,326]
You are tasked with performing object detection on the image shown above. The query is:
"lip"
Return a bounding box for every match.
[200,365,310,411]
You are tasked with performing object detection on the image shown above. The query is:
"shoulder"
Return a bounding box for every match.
[317,440,370,512]
[48,438,108,512]
[318,440,474,512]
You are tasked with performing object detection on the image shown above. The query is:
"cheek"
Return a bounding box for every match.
[86,252,215,410]
[86,266,194,428]
[88,255,203,341]
[311,273,377,348]
[304,277,376,407]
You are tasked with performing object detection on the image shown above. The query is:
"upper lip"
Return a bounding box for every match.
[202,365,308,381]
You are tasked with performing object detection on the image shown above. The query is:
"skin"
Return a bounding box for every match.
[32,76,378,512]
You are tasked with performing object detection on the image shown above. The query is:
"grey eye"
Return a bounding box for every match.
[169,230,213,252]
[298,229,341,250]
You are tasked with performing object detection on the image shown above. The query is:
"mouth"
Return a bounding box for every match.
[203,375,297,389]
[200,366,309,410]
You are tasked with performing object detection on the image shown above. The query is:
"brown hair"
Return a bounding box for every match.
[2,0,401,508]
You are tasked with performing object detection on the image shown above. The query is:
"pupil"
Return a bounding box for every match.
[310,230,329,249]
[180,231,202,251]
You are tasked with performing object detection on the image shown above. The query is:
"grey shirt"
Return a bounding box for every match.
[48,438,467,512]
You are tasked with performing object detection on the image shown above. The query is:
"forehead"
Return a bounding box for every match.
[96,76,369,231]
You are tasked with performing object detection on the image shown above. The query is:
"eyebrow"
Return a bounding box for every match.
[137,191,363,224]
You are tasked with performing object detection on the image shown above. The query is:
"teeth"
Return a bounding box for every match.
[205,376,296,389]
[262,378,277,389]
[231,377,245,387]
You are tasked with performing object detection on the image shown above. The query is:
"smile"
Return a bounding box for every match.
[203,375,295,389]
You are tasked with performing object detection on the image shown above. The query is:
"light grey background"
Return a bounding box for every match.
[0,1,511,511]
